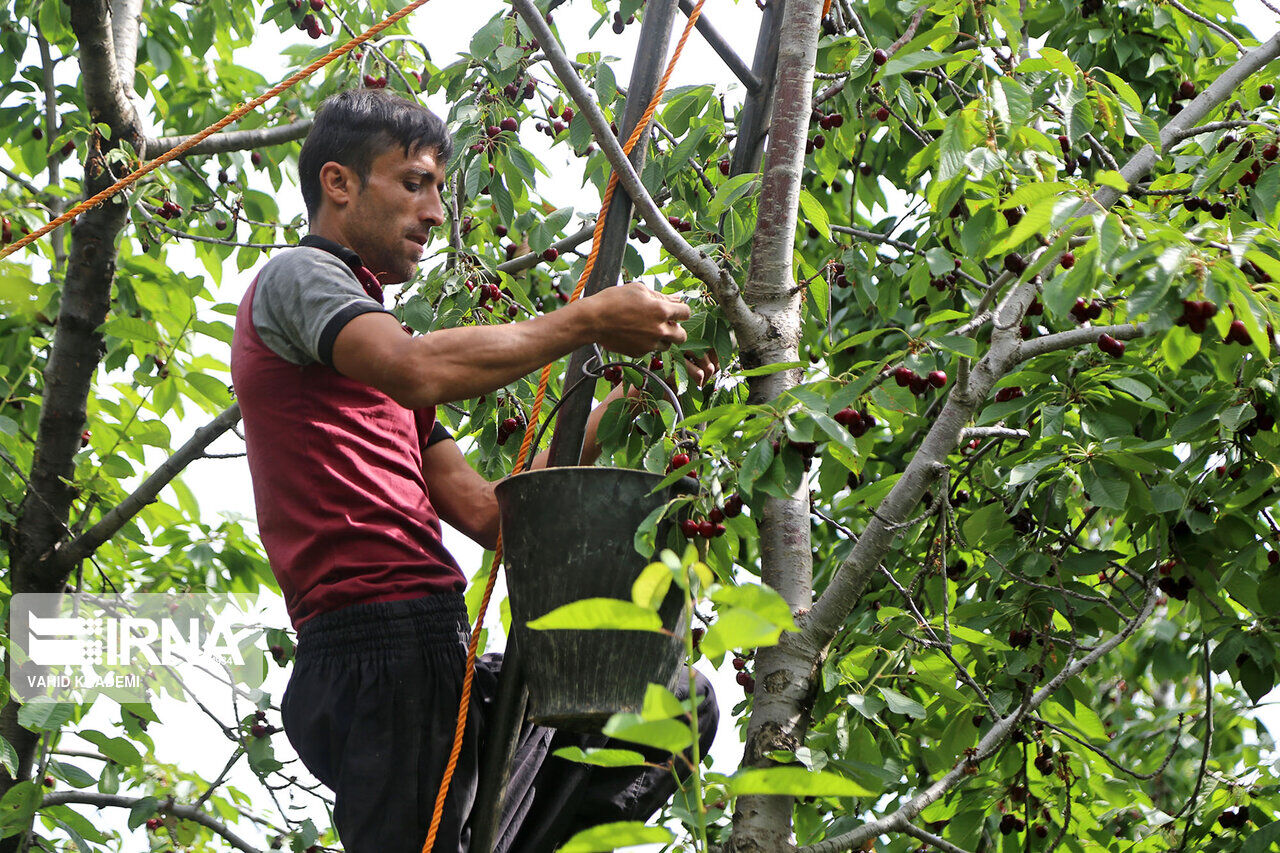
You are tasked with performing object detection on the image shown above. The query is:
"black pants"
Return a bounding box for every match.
[280,594,718,853]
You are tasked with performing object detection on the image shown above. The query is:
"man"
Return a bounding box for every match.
[230,88,716,852]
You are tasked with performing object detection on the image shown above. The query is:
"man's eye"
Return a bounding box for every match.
[404,182,420,191]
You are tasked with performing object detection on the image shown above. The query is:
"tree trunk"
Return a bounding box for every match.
[727,0,823,847]
[0,0,145,830]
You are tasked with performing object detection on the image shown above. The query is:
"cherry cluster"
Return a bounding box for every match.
[1218,807,1251,829]
[362,73,389,89]
[833,406,875,437]
[611,10,635,33]
[1007,627,1034,648]
[466,279,519,319]
[999,814,1026,836]
[532,105,574,137]
[155,200,183,220]
[892,366,947,397]
[288,0,327,39]
[1156,561,1193,600]
[994,386,1024,403]
[1096,333,1125,358]
[249,708,272,738]
[679,494,742,540]
[496,409,528,445]
[1175,298,1217,332]
[731,655,754,694]
[1223,319,1252,345]
[1069,297,1104,323]
[502,77,538,102]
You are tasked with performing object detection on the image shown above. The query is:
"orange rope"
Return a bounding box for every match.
[421,1,707,849]
[0,1,431,263]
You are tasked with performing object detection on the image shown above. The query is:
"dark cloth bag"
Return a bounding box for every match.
[280,593,717,853]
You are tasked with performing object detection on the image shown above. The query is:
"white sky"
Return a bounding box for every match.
[35,0,1280,850]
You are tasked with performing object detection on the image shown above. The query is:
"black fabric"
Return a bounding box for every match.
[299,234,365,275]
[426,421,452,447]
[281,594,718,853]
[316,301,392,366]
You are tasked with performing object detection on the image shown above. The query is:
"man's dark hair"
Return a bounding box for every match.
[298,88,454,217]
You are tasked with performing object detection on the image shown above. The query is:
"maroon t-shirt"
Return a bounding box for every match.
[230,237,465,629]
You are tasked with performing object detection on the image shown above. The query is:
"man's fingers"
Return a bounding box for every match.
[666,300,692,322]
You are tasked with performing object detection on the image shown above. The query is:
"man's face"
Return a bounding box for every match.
[341,143,446,284]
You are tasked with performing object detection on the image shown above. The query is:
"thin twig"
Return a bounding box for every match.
[1173,642,1213,852]
[1163,0,1245,52]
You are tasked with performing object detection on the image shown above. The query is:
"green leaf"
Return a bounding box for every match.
[79,731,143,766]
[98,761,119,795]
[18,701,75,733]
[701,607,786,659]
[727,767,874,797]
[527,599,665,632]
[961,206,996,259]
[1083,464,1130,509]
[0,782,40,837]
[879,687,926,719]
[994,78,1032,126]
[558,821,673,852]
[1243,820,1280,853]
[706,173,759,219]
[600,715,693,754]
[798,189,830,239]
[631,562,674,611]
[0,737,14,778]
[711,584,797,630]
[127,796,160,830]
[48,760,96,789]
[551,747,649,767]
[879,49,948,78]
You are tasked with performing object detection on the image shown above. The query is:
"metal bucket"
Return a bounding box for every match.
[495,466,690,730]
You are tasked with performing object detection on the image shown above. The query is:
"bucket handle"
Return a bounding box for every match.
[515,347,694,475]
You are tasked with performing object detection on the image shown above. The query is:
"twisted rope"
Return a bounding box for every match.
[0,1,431,262]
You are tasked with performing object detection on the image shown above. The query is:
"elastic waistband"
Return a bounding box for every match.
[295,593,469,657]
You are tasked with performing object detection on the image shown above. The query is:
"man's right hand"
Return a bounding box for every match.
[585,282,691,356]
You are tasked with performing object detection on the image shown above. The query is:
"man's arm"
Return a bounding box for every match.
[332,282,690,409]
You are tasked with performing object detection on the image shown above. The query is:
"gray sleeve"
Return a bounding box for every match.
[251,247,390,366]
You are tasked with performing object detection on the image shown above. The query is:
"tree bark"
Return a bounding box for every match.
[1,0,146,831]
[726,0,822,848]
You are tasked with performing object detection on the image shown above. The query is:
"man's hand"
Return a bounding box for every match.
[681,350,719,389]
[585,282,690,356]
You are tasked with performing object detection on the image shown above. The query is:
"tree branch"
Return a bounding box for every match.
[38,792,261,853]
[900,822,973,853]
[677,0,760,91]
[496,224,595,276]
[1164,0,1245,52]
[109,0,144,101]
[511,0,765,343]
[958,426,1029,442]
[1015,322,1148,362]
[142,119,313,160]
[57,404,242,569]
[1167,119,1278,144]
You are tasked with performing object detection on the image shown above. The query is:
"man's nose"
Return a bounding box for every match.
[421,190,445,228]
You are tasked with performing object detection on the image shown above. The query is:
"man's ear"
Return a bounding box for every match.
[318,161,357,208]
